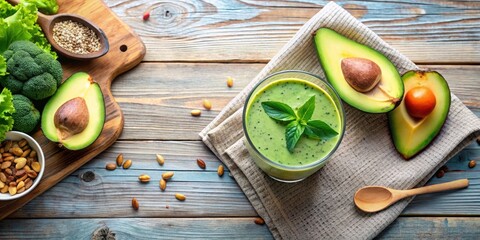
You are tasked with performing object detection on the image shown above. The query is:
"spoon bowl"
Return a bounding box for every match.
[354,179,469,213]
[7,0,109,60]
[41,13,109,60]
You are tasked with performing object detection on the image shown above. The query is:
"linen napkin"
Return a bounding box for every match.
[200,2,480,239]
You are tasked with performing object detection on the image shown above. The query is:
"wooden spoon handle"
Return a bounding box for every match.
[404,179,469,197]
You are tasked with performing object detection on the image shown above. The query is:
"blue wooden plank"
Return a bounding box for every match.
[378,217,480,239]
[0,218,273,239]
[0,217,479,239]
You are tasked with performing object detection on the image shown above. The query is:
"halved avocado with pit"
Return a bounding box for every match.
[388,71,450,159]
[314,28,403,113]
[41,72,105,150]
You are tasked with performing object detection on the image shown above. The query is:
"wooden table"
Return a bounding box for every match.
[1,0,479,238]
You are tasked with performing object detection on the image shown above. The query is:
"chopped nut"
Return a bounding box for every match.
[196,159,206,169]
[138,174,151,183]
[156,154,165,166]
[468,160,476,168]
[106,163,116,171]
[227,76,234,88]
[254,217,265,225]
[191,109,202,117]
[217,165,224,177]
[132,197,139,210]
[175,193,186,201]
[123,159,132,169]
[116,154,124,167]
[159,179,167,191]
[203,99,212,110]
[162,172,174,180]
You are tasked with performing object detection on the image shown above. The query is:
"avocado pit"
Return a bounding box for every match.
[54,97,89,140]
[341,57,382,92]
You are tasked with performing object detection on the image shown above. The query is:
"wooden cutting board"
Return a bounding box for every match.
[0,0,145,219]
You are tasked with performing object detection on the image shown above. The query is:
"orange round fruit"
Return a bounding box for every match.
[404,86,436,118]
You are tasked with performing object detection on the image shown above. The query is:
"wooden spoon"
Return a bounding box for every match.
[354,179,469,213]
[7,0,109,60]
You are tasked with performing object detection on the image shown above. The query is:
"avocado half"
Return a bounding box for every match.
[314,28,404,113]
[41,72,105,150]
[388,71,451,159]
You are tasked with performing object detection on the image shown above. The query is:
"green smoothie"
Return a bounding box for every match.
[244,77,343,181]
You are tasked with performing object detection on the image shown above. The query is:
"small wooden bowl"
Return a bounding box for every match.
[41,13,110,61]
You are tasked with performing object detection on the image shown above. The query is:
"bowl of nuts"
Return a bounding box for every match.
[0,131,45,200]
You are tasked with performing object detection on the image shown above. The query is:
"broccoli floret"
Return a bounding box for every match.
[0,41,63,101]
[12,94,40,133]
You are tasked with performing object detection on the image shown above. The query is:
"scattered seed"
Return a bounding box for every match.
[254,217,265,225]
[132,197,139,210]
[156,154,165,166]
[123,159,132,169]
[196,159,206,169]
[175,193,186,201]
[143,11,150,21]
[138,174,151,183]
[191,109,202,117]
[116,153,124,166]
[440,165,448,173]
[436,169,445,178]
[106,163,116,171]
[162,172,174,180]
[159,179,167,191]
[52,20,101,54]
[203,99,212,110]
[227,76,234,88]
[217,165,224,177]
[468,160,476,168]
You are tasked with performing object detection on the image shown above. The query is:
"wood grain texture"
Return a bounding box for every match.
[111,63,480,140]
[103,0,480,63]
[0,217,479,239]
[1,0,479,239]
[0,0,145,221]
[378,217,480,239]
[6,140,480,219]
[0,218,272,239]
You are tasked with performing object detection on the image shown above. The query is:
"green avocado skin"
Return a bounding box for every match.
[313,28,404,113]
[41,72,105,151]
[388,71,451,159]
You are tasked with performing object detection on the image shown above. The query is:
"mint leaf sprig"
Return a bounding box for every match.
[261,96,338,153]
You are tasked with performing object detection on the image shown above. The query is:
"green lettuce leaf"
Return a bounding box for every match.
[0,0,57,58]
[0,56,5,76]
[23,0,59,15]
[0,88,15,141]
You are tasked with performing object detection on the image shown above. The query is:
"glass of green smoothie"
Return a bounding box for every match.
[243,70,345,182]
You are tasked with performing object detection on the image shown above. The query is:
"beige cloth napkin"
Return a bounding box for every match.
[200,2,480,239]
